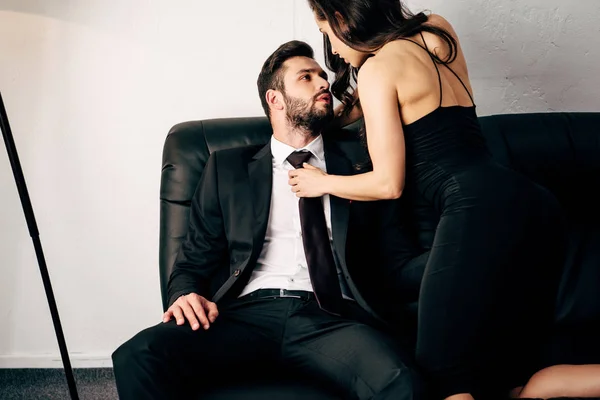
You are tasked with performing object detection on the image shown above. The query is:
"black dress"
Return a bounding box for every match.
[396,35,566,399]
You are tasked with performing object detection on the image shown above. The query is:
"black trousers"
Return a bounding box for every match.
[112,294,423,400]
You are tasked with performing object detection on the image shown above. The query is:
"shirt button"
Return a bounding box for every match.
[289,277,295,282]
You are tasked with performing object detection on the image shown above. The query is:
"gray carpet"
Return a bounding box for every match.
[0,368,117,400]
[2,369,600,400]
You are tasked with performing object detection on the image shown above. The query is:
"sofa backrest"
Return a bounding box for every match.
[159,117,271,311]
[159,113,600,339]
[478,112,600,333]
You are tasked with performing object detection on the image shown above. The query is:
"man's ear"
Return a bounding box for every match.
[266,89,284,112]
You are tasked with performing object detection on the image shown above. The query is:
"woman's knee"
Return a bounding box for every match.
[517,365,571,398]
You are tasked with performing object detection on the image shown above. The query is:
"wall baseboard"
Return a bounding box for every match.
[0,354,112,368]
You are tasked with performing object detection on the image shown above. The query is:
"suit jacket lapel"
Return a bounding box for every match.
[248,143,272,260]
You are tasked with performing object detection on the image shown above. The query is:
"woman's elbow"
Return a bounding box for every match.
[381,184,403,200]
[370,172,404,199]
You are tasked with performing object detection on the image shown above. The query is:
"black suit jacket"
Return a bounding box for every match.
[166,137,420,319]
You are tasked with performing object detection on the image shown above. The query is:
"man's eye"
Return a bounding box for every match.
[301,75,310,81]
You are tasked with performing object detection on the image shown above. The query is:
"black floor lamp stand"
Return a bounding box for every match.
[0,91,79,400]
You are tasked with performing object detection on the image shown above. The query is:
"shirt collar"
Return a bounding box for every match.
[270,134,325,167]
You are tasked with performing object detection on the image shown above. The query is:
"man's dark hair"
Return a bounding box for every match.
[257,40,314,121]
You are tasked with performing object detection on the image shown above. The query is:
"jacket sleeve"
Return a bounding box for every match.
[166,151,227,307]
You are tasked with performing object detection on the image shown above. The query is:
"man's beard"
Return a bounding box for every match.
[283,91,333,135]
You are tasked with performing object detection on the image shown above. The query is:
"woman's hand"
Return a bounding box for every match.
[288,163,329,198]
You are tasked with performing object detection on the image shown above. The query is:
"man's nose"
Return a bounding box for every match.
[317,76,330,91]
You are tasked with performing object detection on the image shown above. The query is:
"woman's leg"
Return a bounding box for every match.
[415,201,564,399]
[517,364,600,398]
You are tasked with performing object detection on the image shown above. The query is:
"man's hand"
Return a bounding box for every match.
[163,293,219,331]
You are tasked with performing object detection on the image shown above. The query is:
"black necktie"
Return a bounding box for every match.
[287,150,343,315]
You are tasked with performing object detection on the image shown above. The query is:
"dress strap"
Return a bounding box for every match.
[441,63,475,106]
[398,33,476,107]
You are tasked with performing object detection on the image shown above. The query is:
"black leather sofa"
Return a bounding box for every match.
[159,112,600,399]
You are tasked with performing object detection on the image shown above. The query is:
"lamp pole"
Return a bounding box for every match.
[0,91,79,400]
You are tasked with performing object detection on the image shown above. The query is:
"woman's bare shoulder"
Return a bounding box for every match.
[357,55,398,86]
[422,13,463,60]
[426,13,458,37]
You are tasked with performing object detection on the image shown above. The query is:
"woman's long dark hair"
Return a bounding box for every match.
[308,0,458,117]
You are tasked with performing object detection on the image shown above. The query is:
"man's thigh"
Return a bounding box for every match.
[282,300,423,400]
[113,297,287,379]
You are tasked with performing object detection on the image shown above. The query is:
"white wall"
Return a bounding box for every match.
[0,0,598,368]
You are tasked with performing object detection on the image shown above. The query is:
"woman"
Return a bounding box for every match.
[287,1,596,399]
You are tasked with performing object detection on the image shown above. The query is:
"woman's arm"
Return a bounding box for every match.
[316,58,406,201]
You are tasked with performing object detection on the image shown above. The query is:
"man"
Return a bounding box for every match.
[112,40,422,400]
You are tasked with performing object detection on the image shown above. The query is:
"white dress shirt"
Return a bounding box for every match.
[239,135,353,299]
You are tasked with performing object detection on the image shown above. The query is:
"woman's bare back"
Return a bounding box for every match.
[371,14,476,125]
